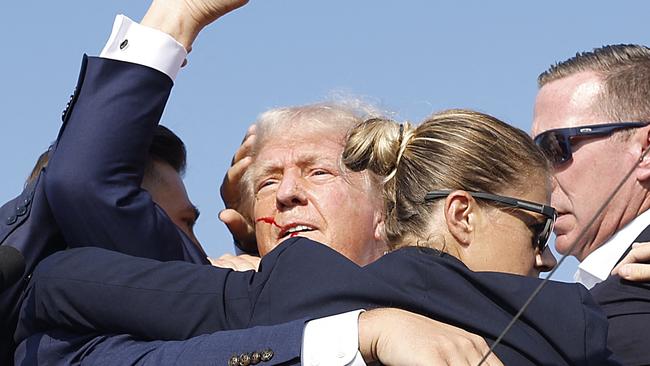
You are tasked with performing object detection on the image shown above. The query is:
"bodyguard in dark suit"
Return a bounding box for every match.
[532,44,650,365]
[590,227,650,366]
[0,163,64,364]
[0,74,207,365]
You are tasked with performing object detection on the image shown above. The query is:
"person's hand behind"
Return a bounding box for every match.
[209,253,260,271]
[612,242,650,281]
[180,0,249,27]
[142,0,249,50]
[359,308,503,366]
[219,125,257,251]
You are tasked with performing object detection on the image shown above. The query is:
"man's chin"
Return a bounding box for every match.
[553,234,574,256]
[554,233,590,260]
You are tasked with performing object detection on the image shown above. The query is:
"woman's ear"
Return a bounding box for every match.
[443,190,477,247]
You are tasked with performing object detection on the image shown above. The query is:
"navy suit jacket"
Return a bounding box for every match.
[18,239,620,365]
[590,225,650,366]
[0,171,65,363]
[7,56,307,365]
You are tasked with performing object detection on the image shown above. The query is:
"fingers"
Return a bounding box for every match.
[221,156,253,207]
[221,126,256,208]
[473,341,503,366]
[463,333,503,366]
[612,242,650,281]
[615,263,650,282]
[481,350,505,366]
[434,336,485,365]
[219,209,257,249]
[231,124,256,165]
[441,332,501,366]
[208,253,261,271]
[218,127,257,250]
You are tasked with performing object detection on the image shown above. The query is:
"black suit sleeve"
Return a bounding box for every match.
[16,239,364,343]
[44,56,206,263]
[15,326,303,366]
[591,276,650,365]
[15,247,257,343]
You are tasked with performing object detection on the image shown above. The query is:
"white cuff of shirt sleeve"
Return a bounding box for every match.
[302,310,366,366]
[100,15,187,81]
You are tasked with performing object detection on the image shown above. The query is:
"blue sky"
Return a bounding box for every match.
[2,1,648,282]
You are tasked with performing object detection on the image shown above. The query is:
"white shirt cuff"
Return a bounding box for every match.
[302,310,366,366]
[100,15,187,81]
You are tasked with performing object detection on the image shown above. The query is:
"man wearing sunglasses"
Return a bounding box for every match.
[531,44,650,365]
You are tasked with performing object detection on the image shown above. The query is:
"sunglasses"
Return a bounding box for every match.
[533,122,650,166]
[424,190,557,252]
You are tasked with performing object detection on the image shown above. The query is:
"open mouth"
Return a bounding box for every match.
[279,225,315,239]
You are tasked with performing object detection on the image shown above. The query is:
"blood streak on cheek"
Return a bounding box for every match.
[256,217,281,228]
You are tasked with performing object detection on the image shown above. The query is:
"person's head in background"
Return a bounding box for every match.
[343,110,557,277]
[531,44,650,261]
[239,102,389,265]
[28,125,202,248]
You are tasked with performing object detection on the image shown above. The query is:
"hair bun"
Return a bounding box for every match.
[342,118,406,177]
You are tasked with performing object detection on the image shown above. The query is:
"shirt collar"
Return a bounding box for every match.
[575,208,650,289]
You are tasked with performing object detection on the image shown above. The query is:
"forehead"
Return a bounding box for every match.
[532,71,607,136]
[254,129,345,171]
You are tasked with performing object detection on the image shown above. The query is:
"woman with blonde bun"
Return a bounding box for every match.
[343,110,558,277]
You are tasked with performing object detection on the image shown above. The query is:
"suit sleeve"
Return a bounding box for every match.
[578,286,621,365]
[15,247,255,344]
[14,325,304,366]
[44,56,206,263]
[590,276,650,365]
[15,240,369,345]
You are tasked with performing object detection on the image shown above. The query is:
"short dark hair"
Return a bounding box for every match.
[148,125,187,176]
[27,124,187,184]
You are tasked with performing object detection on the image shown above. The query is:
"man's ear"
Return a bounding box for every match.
[373,209,386,242]
[636,128,650,183]
[372,210,390,256]
[443,190,476,247]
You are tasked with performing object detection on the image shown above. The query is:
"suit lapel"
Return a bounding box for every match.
[615,224,650,266]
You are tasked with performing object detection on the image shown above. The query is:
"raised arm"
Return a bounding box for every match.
[44,0,246,263]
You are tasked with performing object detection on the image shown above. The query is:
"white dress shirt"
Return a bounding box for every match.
[575,208,650,289]
[99,15,365,366]
[100,15,187,80]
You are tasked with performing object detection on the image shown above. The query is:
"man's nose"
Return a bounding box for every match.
[275,174,308,209]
